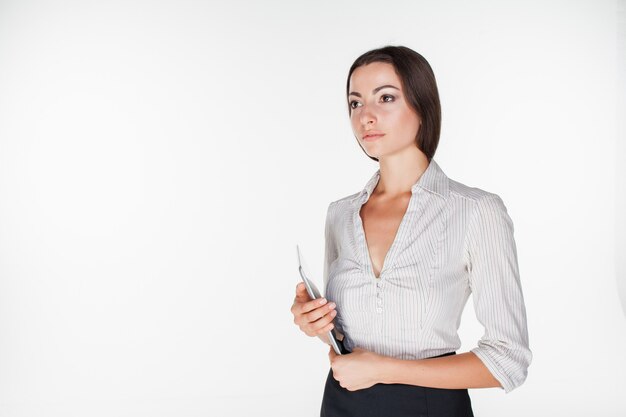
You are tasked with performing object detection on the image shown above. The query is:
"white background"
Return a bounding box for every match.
[1,0,624,416]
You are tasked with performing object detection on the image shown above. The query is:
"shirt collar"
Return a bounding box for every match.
[351,158,450,205]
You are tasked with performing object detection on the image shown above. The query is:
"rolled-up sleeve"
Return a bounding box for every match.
[466,194,532,393]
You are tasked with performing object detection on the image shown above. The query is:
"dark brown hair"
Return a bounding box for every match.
[346,45,441,162]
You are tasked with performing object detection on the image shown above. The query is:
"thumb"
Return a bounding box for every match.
[295,282,312,302]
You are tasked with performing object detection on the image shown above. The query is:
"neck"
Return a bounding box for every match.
[375,147,430,198]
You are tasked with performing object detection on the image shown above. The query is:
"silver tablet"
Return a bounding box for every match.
[296,244,345,355]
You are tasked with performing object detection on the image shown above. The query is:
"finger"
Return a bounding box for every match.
[298,296,329,315]
[306,302,336,326]
[293,302,335,334]
[298,316,334,338]
[309,321,335,336]
[311,315,335,335]
[295,310,336,336]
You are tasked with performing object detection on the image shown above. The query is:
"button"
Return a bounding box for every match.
[376,282,381,288]
[376,307,383,313]
[377,298,382,305]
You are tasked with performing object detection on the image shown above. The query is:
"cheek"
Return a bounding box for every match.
[377,107,414,136]
[350,114,361,131]
[397,108,418,124]
[396,109,420,138]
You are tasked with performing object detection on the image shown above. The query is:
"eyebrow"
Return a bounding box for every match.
[348,84,400,97]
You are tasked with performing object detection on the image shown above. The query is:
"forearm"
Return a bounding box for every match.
[378,351,502,390]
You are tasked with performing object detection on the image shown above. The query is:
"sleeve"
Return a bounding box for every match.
[466,194,533,394]
[323,202,339,294]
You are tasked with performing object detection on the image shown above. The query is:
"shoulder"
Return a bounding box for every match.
[447,177,501,204]
[331,191,360,205]
[326,191,360,211]
[323,192,360,229]
[445,179,515,252]
[446,177,511,230]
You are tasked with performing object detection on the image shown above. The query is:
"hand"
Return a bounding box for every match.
[328,346,386,391]
[291,282,337,338]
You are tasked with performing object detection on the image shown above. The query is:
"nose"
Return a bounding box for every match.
[359,104,376,126]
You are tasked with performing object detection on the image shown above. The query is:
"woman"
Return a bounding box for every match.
[291,45,532,417]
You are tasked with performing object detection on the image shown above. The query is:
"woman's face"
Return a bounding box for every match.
[348,62,421,160]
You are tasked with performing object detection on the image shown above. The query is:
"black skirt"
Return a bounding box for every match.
[320,351,474,417]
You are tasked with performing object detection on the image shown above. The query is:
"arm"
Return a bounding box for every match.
[328,195,531,393]
[319,202,340,346]
[377,196,522,389]
[465,195,532,393]
[328,347,499,391]
[378,351,501,389]
[291,203,337,345]
[370,196,532,392]
[385,195,532,391]
[322,202,338,292]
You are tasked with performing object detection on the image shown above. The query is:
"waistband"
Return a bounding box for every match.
[428,351,456,359]
[341,344,456,359]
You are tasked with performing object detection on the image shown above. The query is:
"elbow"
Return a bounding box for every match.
[471,340,533,394]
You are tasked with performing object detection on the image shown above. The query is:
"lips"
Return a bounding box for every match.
[363,132,385,142]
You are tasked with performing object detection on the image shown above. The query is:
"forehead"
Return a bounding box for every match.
[349,62,401,92]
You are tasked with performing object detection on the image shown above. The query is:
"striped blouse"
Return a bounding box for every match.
[322,159,532,394]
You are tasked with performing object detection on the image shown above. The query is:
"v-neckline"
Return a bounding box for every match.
[356,195,414,280]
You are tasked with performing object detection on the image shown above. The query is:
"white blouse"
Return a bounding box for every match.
[323,159,532,393]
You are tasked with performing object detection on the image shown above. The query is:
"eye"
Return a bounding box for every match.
[349,100,361,109]
[381,94,395,102]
